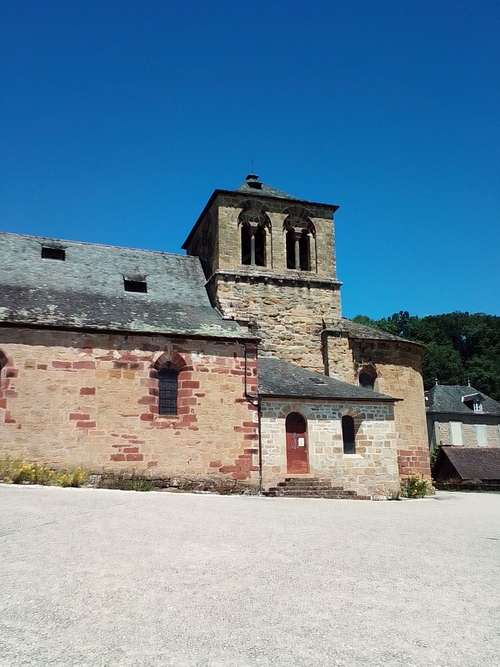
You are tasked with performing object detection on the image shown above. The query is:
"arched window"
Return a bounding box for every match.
[158,363,179,416]
[283,214,315,271]
[241,224,251,265]
[239,207,270,267]
[359,370,375,389]
[342,416,356,454]
[299,231,310,271]
[286,230,296,269]
[255,226,266,266]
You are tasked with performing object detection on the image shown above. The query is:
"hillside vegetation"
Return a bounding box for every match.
[353,311,500,402]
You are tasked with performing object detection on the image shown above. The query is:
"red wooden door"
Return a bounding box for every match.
[286,412,308,474]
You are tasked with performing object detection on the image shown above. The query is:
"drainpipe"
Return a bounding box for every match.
[238,341,263,495]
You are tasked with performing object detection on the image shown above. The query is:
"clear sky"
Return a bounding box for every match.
[1,0,499,319]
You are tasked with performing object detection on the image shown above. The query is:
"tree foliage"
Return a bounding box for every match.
[352,311,500,401]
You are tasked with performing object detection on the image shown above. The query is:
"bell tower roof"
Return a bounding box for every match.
[235,174,300,201]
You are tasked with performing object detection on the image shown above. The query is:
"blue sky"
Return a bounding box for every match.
[2,0,499,319]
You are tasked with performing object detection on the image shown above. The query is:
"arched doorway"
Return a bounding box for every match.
[285,412,308,474]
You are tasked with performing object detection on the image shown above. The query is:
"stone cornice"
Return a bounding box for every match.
[207,269,342,289]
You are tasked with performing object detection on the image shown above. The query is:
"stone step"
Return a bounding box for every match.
[264,478,370,500]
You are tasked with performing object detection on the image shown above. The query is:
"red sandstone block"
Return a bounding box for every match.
[243,421,256,427]
[123,447,139,453]
[177,406,190,415]
[6,369,18,378]
[232,472,248,480]
[52,361,72,369]
[219,465,238,473]
[250,466,260,472]
[129,362,143,370]
[126,453,144,461]
[147,461,158,468]
[244,448,258,455]
[76,421,96,428]
[5,390,18,398]
[180,398,197,406]
[210,460,222,468]
[113,361,128,369]
[0,399,7,409]
[110,454,126,461]
[140,413,154,421]
[36,364,48,370]
[80,387,96,395]
[194,393,206,397]
[73,361,96,370]
[180,380,200,389]
[181,414,197,423]
[69,413,90,420]
[243,433,258,440]
[5,413,16,423]
[138,395,156,405]
[148,405,158,414]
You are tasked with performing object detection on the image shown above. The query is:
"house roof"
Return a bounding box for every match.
[0,232,254,340]
[258,356,398,402]
[434,446,500,480]
[425,384,500,416]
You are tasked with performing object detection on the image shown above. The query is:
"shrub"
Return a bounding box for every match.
[0,459,87,487]
[400,471,434,498]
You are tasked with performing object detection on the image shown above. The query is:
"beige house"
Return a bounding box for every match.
[0,175,430,497]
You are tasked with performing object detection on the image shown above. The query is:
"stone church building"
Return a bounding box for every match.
[0,175,430,497]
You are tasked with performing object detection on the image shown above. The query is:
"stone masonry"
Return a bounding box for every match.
[0,328,260,484]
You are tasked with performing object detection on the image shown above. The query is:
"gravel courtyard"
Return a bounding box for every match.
[1,486,499,667]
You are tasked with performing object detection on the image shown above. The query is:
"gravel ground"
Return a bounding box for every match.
[1,485,499,667]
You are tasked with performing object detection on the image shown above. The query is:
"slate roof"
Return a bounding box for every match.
[0,232,253,340]
[258,356,398,402]
[324,317,421,345]
[235,174,300,201]
[425,385,500,416]
[435,446,500,480]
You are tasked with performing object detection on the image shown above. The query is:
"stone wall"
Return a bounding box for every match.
[431,418,500,448]
[212,274,340,372]
[326,336,431,478]
[0,327,260,484]
[260,399,399,497]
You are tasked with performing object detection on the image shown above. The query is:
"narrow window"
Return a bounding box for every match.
[159,365,178,415]
[241,225,251,265]
[342,415,356,454]
[286,230,296,269]
[359,371,375,389]
[255,226,266,266]
[124,280,147,293]
[299,231,310,271]
[42,247,65,261]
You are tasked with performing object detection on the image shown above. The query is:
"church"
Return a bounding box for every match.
[0,175,430,497]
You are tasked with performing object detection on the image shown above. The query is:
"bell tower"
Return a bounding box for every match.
[182,175,341,372]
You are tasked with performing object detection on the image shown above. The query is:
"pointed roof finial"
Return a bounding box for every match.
[435,378,439,385]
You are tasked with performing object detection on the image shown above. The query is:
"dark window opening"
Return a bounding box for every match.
[159,365,178,415]
[286,230,296,269]
[124,280,147,293]
[299,232,310,271]
[255,226,266,266]
[359,371,375,389]
[241,225,251,265]
[342,415,356,454]
[42,247,65,261]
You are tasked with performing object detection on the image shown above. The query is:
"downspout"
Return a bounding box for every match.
[238,341,263,495]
